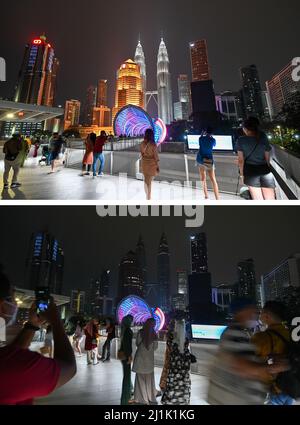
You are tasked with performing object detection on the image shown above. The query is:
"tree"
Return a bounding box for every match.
[276,92,300,131]
[276,287,300,323]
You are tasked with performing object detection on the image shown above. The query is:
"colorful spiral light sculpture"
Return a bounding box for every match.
[117,295,166,332]
[113,105,167,145]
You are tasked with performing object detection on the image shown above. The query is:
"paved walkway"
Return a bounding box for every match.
[0,161,239,201]
[36,357,209,405]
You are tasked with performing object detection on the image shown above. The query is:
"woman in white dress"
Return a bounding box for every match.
[132,318,158,405]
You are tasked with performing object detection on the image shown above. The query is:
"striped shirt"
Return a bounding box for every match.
[207,323,267,405]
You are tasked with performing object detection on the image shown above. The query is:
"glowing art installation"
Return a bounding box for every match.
[117,295,166,332]
[113,104,167,145]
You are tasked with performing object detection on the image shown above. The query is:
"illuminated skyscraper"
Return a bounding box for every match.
[240,65,264,118]
[190,233,208,274]
[189,39,211,82]
[96,79,108,107]
[64,99,81,130]
[82,85,97,126]
[157,232,170,310]
[157,38,173,124]
[112,59,144,123]
[118,251,144,299]
[237,258,256,299]
[136,235,147,285]
[174,74,192,120]
[15,35,59,106]
[134,40,147,108]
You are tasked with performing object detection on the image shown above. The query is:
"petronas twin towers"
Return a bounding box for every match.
[134,38,173,125]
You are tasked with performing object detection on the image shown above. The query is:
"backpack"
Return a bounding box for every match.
[267,329,300,399]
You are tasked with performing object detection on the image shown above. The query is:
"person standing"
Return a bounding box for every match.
[73,322,84,357]
[140,129,160,201]
[93,131,107,178]
[49,133,63,174]
[237,117,276,200]
[132,318,158,405]
[196,127,220,200]
[161,319,191,405]
[2,134,22,189]
[43,325,54,358]
[81,133,96,176]
[101,318,116,362]
[119,315,133,405]
[19,137,31,168]
[84,319,99,365]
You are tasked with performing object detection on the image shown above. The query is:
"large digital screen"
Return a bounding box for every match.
[191,324,227,340]
[187,135,233,151]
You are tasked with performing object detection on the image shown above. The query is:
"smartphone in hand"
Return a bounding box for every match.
[35,287,51,314]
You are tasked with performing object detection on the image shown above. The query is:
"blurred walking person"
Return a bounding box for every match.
[196,127,220,200]
[81,133,96,176]
[132,318,158,405]
[49,133,63,174]
[100,318,115,362]
[118,315,133,405]
[84,319,99,365]
[73,322,84,357]
[19,137,31,168]
[140,129,160,200]
[93,131,107,178]
[2,134,22,189]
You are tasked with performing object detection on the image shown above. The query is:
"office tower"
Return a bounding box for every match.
[171,294,186,311]
[188,273,212,323]
[157,232,170,310]
[82,85,97,126]
[92,106,111,127]
[100,269,111,297]
[261,254,300,305]
[64,99,81,130]
[215,91,244,123]
[15,35,59,106]
[112,59,144,123]
[189,40,211,82]
[70,290,85,314]
[145,282,160,307]
[25,232,64,294]
[157,38,173,124]
[96,79,108,107]
[174,74,191,120]
[191,80,216,114]
[118,251,144,299]
[266,60,300,119]
[136,235,147,285]
[240,64,264,118]
[87,271,111,316]
[87,278,101,316]
[190,233,208,274]
[237,258,256,299]
[134,40,147,108]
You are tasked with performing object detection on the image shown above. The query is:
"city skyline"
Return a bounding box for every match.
[0,207,299,300]
[0,1,299,110]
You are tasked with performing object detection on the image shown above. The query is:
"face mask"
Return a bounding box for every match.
[3,301,18,327]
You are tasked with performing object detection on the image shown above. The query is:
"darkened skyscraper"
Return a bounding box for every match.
[157,233,170,310]
[190,233,208,274]
[82,85,97,126]
[14,35,59,106]
[237,258,256,299]
[136,235,147,285]
[25,232,64,294]
[189,40,211,82]
[118,251,144,299]
[240,65,264,118]
[96,79,108,107]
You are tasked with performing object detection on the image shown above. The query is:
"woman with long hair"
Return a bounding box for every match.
[84,318,99,365]
[73,321,84,356]
[237,117,276,200]
[196,127,220,200]
[140,129,160,200]
[81,133,96,176]
[119,315,134,405]
[161,319,191,405]
[132,318,158,405]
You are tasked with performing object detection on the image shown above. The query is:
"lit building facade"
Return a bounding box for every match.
[171,294,186,311]
[112,59,144,123]
[82,85,97,126]
[157,39,173,125]
[237,258,256,299]
[189,40,211,82]
[15,35,59,107]
[92,106,111,127]
[118,251,144,299]
[190,233,208,274]
[134,41,147,108]
[70,290,85,314]
[157,232,171,310]
[64,99,81,130]
[240,65,264,118]
[266,60,300,119]
[96,79,108,107]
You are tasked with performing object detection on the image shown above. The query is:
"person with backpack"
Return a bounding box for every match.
[196,127,220,200]
[252,301,296,405]
[2,134,22,189]
[237,117,276,200]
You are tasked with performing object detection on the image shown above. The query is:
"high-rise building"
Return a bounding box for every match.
[261,254,300,305]
[92,106,111,127]
[112,59,144,123]
[70,290,85,314]
[188,272,212,323]
[237,258,256,299]
[134,40,147,108]
[157,232,171,310]
[87,270,111,316]
[171,294,186,311]
[145,282,160,307]
[174,74,191,120]
[118,251,144,299]
[82,85,97,126]
[96,79,108,107]
[25,232,64,294]
[174,102,190,121]
[15,35,59,107]
[240,65,264,118]
[190,233,208,274]
[215,91,244,123]
[266,60,300,119]
[189,40,211,82]
[100,269,111,297]
[157,39,173,125]
[136,235,147,285]
[64,99,81,130]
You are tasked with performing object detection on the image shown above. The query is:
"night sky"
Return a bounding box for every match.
[0,206,299,297]
[0,0,300,109]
